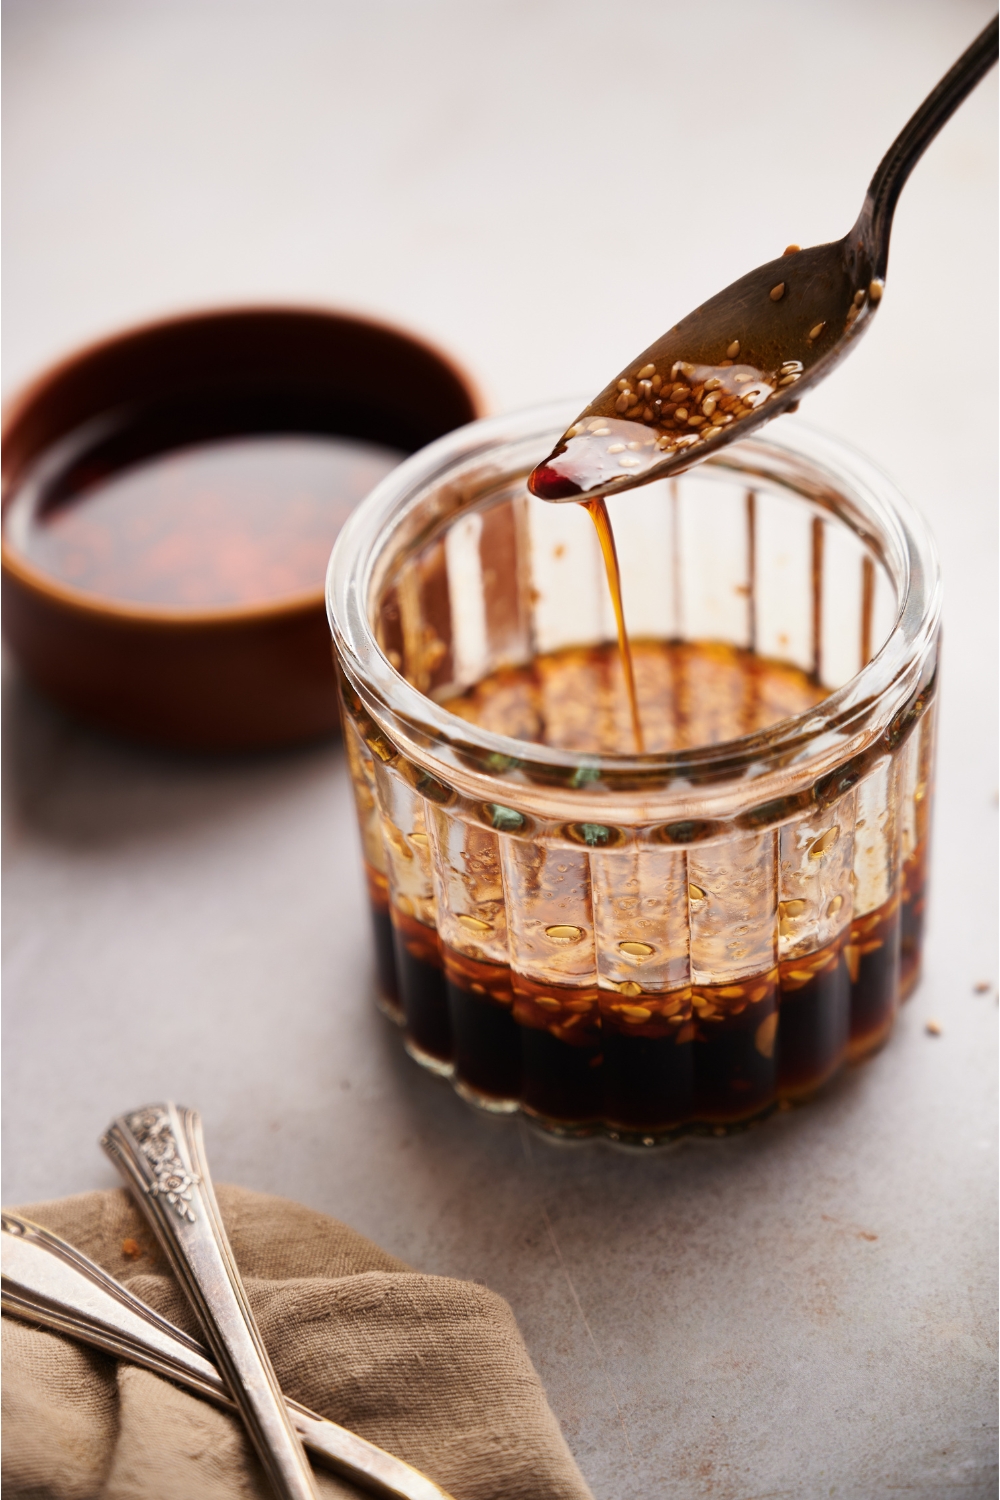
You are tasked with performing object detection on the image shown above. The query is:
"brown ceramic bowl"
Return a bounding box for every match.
[1,306,483,750]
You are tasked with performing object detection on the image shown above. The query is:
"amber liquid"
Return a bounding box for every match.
[445,637,827,751]
[584,497,643,751]
[4,419,403,608]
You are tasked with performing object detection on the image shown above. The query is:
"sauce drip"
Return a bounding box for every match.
[583,497,644,753]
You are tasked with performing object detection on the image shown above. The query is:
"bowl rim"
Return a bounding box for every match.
[1,301,486,628]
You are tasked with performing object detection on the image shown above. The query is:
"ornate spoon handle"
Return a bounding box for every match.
[1,1212,453,1500]
[101,1103,319,1500]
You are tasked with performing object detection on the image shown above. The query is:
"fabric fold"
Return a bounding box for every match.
[2,1185,594,1500]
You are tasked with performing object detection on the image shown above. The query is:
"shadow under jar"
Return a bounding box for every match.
[328,403,940,1142]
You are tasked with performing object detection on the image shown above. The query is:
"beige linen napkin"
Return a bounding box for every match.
[2,1185,594,1500]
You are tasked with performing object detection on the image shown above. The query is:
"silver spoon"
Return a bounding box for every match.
[0,1212,453,1500]
[529,15,998,502]
[101,1103,319,1500]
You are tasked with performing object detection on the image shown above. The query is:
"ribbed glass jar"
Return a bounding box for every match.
[327,402,940,1142]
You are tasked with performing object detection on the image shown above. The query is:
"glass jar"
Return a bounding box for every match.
[327,402,940,1142]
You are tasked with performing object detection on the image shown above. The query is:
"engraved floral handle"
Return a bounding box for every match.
[101,1103,319,1500]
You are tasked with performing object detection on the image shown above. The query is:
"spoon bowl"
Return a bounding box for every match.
[530,16,997,502]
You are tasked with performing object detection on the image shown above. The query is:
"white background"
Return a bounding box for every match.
[4,4,997,1497]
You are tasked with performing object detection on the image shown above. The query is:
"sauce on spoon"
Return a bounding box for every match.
[527,245,851,505]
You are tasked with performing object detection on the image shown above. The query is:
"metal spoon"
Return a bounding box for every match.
[1,1212,453,1500]
[101,1103,319,1500]
[529,15,998,502]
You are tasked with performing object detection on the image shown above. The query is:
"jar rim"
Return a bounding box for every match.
[327,401,940,802]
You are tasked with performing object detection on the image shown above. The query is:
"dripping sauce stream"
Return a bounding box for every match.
[583,497,644,753]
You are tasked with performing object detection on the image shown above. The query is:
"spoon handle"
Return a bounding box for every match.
[101,1103,319,1500]
[863,15,998,268]
[1,1212,454,1500]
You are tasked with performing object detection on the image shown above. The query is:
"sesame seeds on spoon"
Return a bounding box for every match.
[528,246,884,503]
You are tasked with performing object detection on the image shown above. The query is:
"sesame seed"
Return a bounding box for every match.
[637,363,656,379]
[607,443,625,453]
[925,1019,942,1036]
[643,406,654,420]
[869,278,884,302]
[457,914,492,933]
[651,374,662,391]
[615,393,630,412]
[617,379,630,392]
[674,407,689,421]
[626,392,639,406]
[783,244,801,254]
[854,289,866,305]
[638,379,653,398]
[704,377,722,391]
[726,340,740,358]
[845,305,859,325]
[626,441,642,450]
[808,322,825,339]
[770,283,786,301]
[687,414,706,427]
[619,455,640,467]
[734,373,753,383]
[778,374,800,386]
[702,397,717,416]
[592,426,611,435]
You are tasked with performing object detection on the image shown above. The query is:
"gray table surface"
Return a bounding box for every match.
[3,4,997,1497]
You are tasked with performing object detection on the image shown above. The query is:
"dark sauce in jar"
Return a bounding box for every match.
[388,904,453,1072]
[442,948,520,1109]
[376,639,853,1137]
[365,863,402,1025]
[846,897,902,1059]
